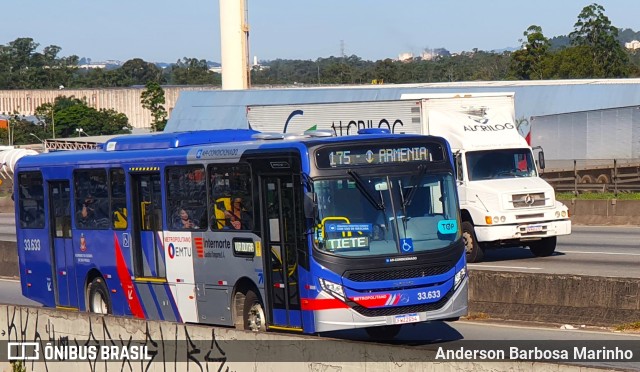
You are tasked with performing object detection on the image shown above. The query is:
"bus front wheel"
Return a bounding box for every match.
[365,325,402,340]
[243,290,266,332]
[87,277,112,315]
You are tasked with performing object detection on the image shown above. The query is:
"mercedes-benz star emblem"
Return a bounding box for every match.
[524,194,534,206]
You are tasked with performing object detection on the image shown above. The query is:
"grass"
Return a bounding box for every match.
[614,321,640,332]
[556,192,640,200]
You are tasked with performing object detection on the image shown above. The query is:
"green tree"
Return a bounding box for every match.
[169,58,220,85]
[544,45,597,78]
[141,82,168,132]
[117,58,164,86]
[32,96,131,138]
[569,3,629,77]
[509,25,551,80]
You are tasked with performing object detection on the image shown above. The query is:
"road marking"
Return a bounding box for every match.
[0,277,20,283]
[468,264,542,270]
[561,250,640,256]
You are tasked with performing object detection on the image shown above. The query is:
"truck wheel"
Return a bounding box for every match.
[243,289,266,332]
[529,236,557,257]
[87,277,112,314]
[462,221,484,263]
[365,325,402,340]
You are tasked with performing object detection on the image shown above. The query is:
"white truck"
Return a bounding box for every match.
[246,92,571,262]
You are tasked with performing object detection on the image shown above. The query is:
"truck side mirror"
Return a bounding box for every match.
[532,146,545,170]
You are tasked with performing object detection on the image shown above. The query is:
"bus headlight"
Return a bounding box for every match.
[454,267,467,290]
[319,278,346,300]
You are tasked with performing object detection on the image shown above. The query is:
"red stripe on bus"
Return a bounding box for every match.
[114,233,145,319]
[300,298,349,311]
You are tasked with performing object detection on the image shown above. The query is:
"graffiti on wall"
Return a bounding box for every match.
[3,306,231,372]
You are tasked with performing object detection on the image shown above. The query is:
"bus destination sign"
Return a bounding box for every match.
[316,143,444,168]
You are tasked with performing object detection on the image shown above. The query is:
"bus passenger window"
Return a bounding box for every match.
[208,164,253,231]
[74,169,109,229]
[110,168,128,229]
[17,172,45,229]
[166,165,207,230]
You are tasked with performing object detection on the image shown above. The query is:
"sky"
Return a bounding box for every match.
[3,0,639,63]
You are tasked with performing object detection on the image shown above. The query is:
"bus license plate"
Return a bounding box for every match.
[525,225,543,233]
[394,313,420,324]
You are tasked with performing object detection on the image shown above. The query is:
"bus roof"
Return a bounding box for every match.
[16,129,443,169]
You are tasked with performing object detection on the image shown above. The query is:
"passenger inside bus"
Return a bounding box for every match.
[76,196,97,228]
[224,197,252,230]
[172,207,199,230]
[79,194,110,228]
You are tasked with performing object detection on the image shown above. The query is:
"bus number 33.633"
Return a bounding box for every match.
[24,239,41,251]
[417,290,441,301]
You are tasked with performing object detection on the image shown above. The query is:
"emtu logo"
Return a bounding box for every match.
[167,243,175,259]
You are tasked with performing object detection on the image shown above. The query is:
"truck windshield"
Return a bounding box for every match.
[312,173,460,257]
[466,148,537,181]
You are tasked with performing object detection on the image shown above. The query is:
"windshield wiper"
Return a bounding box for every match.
[347,170,385,211]
[402,164,427,209]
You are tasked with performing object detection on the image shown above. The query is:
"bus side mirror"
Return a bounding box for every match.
[304,192,317,219]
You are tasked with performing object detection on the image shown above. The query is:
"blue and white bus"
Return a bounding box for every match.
[15,128,466,339]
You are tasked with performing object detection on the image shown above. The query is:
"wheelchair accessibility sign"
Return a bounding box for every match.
[400,238,414,253]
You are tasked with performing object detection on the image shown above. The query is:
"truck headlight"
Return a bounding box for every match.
[319,278,346,300]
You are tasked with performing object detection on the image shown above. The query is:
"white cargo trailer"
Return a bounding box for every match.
[246,92,571,262]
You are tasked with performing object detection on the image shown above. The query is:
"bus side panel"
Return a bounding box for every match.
[193,231,264,326]
[110,231,136,316]
[298,266,316,334]
[71,230,116,311]
[18,228,56,307]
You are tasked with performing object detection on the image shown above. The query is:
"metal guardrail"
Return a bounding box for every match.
[541,159,640,194]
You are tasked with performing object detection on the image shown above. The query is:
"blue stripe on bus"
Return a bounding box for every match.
[162,283,183,323]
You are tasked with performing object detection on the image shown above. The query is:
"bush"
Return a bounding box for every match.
[556,192,640,200]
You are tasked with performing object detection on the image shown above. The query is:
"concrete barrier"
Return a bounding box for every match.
[0,305,625,372]
[469,270,640,326]
[0,242,18,278]
[562,199,640,225]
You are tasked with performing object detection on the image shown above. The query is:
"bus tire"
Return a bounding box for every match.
[528,236,557,257]
[87,277,112,315]
[365,325,402,340]
[462,221,484,263]
[243,289,266,332]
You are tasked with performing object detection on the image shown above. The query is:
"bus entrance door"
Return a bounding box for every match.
[48,180,77,308]
[261,174,303,331]
[131,173,166,280]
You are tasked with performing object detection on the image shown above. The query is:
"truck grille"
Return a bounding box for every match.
[345,265,450,282]
[511,192,546,208]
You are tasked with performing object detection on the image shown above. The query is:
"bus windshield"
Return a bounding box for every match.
[312,172,459,257]
[466,148,537,181]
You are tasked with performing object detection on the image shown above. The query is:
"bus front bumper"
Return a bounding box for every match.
[313,277,468,333]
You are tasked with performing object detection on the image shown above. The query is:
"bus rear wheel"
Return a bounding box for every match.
[87,277,112,314]
[365,325,402,340]
[243,290,266,332]
[528,236,557,257]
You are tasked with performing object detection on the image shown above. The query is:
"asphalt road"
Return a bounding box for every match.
[470,225,640,278]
